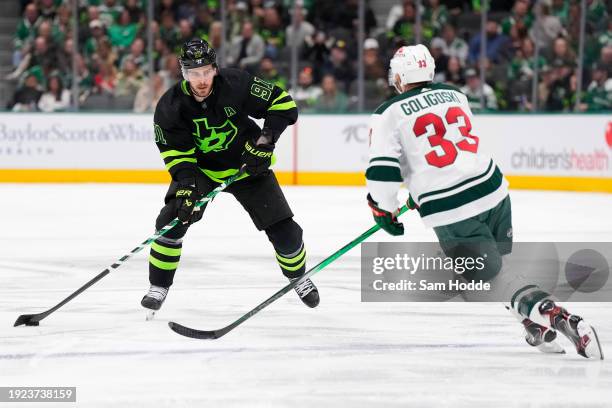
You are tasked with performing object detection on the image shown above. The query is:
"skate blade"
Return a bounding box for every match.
[536,341,565,354]
[577,322,604,360]
[145,310,157,321]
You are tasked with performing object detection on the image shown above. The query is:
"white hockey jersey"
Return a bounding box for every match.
[366,83,508,228]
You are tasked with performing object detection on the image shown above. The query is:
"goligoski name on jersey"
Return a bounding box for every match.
[153,68,297,183]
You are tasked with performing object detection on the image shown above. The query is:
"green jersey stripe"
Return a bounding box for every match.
[419,166,503,217]
[518,290,551,317]
[180,80,190,96]
[160,148,196,159]
[268,100,297,111]
[369,156,400,164]
[271,90,290,105]
[510,285,538,308]
[369,160,401,168]
[419,160,493,202]
[365,166,403,182]
[418,160,493,202]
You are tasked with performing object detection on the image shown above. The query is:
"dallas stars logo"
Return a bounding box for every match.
[192,118,238,153]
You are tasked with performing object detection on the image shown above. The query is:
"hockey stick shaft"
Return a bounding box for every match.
[169,205,410,339]
[14,168,246,327]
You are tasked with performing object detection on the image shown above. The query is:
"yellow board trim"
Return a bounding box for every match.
[0,170,611,192]
[505,175,612,193]
[294,172,366,186]
[0,169,171,183]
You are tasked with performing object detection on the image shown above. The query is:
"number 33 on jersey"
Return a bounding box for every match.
[366,83,509,228]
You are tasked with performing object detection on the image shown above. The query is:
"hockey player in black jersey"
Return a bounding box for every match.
[141,38,319,316]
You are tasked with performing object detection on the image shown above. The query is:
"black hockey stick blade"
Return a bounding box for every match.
[168,321,229,339]
[14,269,111,327]
[14,314,41,327]
[13,169,245,328]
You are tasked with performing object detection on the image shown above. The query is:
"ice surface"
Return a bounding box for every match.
[1,184,611,407]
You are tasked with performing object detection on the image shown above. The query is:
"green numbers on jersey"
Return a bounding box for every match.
[250,77,274,101]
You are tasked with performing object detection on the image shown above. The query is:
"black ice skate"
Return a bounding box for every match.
[539,300,604,360]
[141,285,169,320]
[291,277,319,308]
[521,318,565,354]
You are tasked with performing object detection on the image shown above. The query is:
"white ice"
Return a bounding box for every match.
[1,184,611,407]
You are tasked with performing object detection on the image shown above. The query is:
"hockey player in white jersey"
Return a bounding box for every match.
[366,44,603,359]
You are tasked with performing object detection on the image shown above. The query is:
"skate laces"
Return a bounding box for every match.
[293,278,315,298]
[147,285,168,302]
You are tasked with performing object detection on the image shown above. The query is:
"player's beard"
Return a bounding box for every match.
[190,83,213,100]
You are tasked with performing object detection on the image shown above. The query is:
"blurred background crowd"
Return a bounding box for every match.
[1,0,610,113]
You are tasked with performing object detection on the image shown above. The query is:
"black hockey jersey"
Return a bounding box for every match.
[153,68,298,182]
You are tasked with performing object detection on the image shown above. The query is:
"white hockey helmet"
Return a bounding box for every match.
[388,44,436,93]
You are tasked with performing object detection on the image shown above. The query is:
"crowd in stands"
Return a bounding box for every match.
[5,0,611,113]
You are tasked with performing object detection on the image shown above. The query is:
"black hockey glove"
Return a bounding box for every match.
[367,194,404,236]
[174,178,203,223]
[241,129,276,176]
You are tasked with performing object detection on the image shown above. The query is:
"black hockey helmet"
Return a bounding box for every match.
[179,38,217,70]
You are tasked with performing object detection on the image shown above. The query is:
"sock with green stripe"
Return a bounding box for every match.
[265,218,306,279]
[276,242,320,308]
[276,243,307,279]
[149,237,183,287]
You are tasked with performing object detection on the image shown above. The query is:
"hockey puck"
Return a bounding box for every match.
[25,321,40,326]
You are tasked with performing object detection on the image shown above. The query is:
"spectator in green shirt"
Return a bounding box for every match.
[313,74,349,113]
[83,19,106,59]
[260,5,286,59]
[391,1,433,44]
[99,0,124,27]
[587,0,609,32]
[423,0,449,37]
[461,68,498,112]
[581,63,612,111]
[159,10,180,52]
[256,57,288,90]
[501,0,533,36]
[38,0,62,21]
[14,3,40,61]
[108,9,139,51]
[551,0,569,25]
[508,38,546,82]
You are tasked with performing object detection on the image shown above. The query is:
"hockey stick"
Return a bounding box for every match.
[14,168,246,327]
[168,205,410,339]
